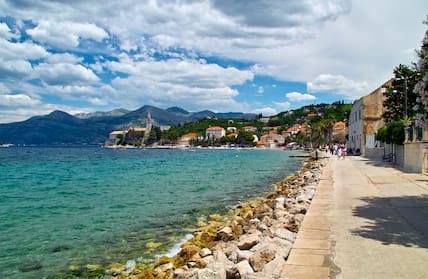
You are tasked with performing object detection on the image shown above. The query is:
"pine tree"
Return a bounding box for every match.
[414,15,428,127]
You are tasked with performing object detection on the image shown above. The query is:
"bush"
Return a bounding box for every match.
[377,120,404,145]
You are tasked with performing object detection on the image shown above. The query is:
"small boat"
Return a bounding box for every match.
[0,143,13,148]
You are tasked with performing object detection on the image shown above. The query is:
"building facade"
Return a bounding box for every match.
[348,80,391,156]
[206,126,226,139]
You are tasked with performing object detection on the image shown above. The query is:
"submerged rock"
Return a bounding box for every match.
[19,261,42,272]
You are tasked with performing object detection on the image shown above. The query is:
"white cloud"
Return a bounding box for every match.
[252,106,277,116]
[0,39,48,61]
[0,83,11,94]
[0,22,18,39]
[104,57,253,110]
[0,94,40,107]
[45,53,83,64]
[0,57,33,79]
[27,20,108,48]
[286,91,316,101]
[307,74,368,98]
[273,101,291,111]
[34,63,100,86]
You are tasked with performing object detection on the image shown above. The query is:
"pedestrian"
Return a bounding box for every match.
[337,147,342,158]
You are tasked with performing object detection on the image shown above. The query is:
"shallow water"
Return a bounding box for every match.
[0,147,303,278]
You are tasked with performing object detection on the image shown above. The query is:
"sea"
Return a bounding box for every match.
[0,146,304,278]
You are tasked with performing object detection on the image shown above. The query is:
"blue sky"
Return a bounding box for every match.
[0,0,427,123]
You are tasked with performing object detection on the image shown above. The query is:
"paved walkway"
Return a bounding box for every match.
[282,155,428,279]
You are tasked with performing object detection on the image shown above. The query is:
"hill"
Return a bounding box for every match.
[0,106,257,145]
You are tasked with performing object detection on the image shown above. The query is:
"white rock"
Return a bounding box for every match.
[199,248,212,258]
[236,260,254,277]
[197,266,226,279]
[274,228,296,242]
[237,233,260,250]
[275,197,285,210]
[249,243,276,272]
[261,255,287,278]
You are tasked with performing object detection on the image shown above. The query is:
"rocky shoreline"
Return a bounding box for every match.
[102,156,327,279]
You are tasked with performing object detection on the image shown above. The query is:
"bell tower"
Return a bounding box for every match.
[144,112,152,141]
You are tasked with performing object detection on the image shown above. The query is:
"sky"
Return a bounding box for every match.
[0,0,427,123]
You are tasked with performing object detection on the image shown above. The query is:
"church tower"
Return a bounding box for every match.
[144,112,152,141]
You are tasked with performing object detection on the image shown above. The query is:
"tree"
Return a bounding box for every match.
[376,120,405,145]
[382,64,418,124]
[414,15,428,127]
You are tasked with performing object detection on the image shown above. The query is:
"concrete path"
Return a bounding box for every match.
[282,155,428,279]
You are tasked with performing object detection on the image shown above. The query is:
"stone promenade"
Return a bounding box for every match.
[282,155,428,279]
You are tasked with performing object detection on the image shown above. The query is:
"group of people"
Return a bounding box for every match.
[325,144,347,159]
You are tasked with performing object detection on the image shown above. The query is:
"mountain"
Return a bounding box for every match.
[0,106,257,145]
[166,107,190,116]
[0,111,111,145]
[74,108,130,119]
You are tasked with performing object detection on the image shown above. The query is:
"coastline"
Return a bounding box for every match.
[101,153,327,278]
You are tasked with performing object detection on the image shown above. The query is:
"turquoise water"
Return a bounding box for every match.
[0,147,303,278]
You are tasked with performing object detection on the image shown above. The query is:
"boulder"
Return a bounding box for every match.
[274,228,296,242]
[274,197,285,210]
[217,226,234,241]
[199,248,212,258]
[203,262,227,279]
[236,260,254,278]
[153,262,174,279]
[174,268,198,279]
[237,233,260,250]
[249,244,276,272]
[197,266,226,279]
[261,255,287,278]
[230,217,244,237]
[289,204,307,215]
[213,250,233,267]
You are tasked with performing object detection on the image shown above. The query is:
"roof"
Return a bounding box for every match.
[207,126,225,131]
[110,130,125,135]
[334,121,347,128]
[182,132,198,137]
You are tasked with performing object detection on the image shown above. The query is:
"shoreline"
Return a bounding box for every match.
[102,154,327,278]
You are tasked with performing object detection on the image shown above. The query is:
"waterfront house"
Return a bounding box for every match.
[260,133,285,148]
[243,126,258,133]
[206,126,226,139]
[179,132,199,146]
[105,130,126,146]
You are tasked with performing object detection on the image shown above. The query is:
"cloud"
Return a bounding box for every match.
[27,20,108,48]
[0,22,18,39]
[286,91,316,101]
[273,101,291,111]
[0,94,40,107]
[0,82,11,94]
[253,106,278,116]
[0,38,48,61]
[307,74,368,97]
[211,0,351,28]
[105,57,253,111]
[34,63,100,86]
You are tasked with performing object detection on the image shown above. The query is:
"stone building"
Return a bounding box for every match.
[348,79,392,157]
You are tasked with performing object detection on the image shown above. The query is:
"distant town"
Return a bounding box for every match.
[104,102,350,150]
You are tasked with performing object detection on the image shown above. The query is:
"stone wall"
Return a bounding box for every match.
[396,144,404,168]
[404,142,425,173]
